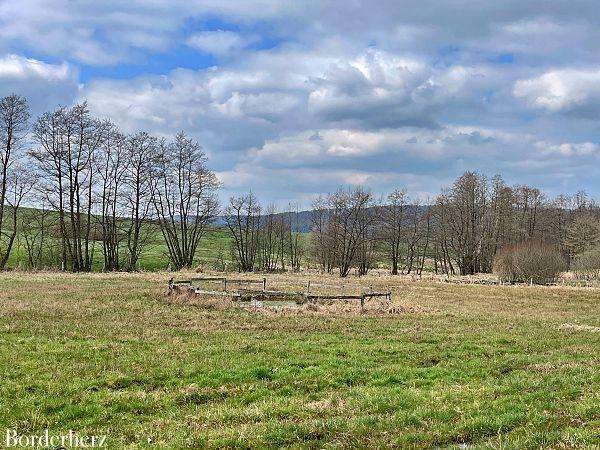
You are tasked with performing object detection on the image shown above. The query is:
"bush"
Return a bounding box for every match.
[493,241,567,284]
[572,247,600,280]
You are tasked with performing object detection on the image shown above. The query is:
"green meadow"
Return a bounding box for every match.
[0,271,598,448]
[3,207,233,272]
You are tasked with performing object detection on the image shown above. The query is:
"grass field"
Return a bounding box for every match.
[0,271,598,448]
[4,225,233,272]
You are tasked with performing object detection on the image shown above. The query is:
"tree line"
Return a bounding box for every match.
[2,93,599,275]
[306,173,600,277]
[1,94,219,271]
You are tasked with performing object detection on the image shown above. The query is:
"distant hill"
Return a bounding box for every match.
[216,204,429,233]
[214,209,314,233]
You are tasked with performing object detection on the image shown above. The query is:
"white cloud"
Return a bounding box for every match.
[0,54,78,114]
[187,30,255,56]
[215,91,301,119]
[0,54,71,81]
[514,69,600,115]
[81,46,498,153]
[2,1,599,66]
[0,0,305,65]
[76,32,600,201]
[247,126,508,165]
[0,0,178,64]
[535,140,600,156]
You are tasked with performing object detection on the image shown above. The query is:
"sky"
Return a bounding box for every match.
[1,1,600,207]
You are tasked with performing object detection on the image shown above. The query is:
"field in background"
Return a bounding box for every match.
[0,271,598,448]
[4,219,233,272]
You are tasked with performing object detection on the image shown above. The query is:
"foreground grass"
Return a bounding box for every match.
[0,272,598,448]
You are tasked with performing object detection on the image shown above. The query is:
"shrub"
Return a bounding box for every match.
[493,241,567,284]
[572,247,600,280]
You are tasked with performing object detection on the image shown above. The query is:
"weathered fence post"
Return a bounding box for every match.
[263,278,266,292]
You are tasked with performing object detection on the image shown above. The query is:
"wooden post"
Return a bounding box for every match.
[360,295,365,309]
[307,280,311,294]
[223,278,227,292]
[263,277,266,292]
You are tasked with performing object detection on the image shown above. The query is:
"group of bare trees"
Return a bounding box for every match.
[311,187,379,277]
[306,172,600,278]
[223,192,305,272]
[309,187,432,277]
[31,103,106,271]
[151,133,220,270]
[434,172,600,275]
[1,94,219,272]
[3,92,600,276]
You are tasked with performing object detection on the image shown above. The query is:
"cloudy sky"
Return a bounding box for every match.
[2,1,600,206]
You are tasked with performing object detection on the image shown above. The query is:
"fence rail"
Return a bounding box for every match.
[169,276,392,308]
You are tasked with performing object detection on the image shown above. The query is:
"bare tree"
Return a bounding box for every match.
[31,108,67,269]
[30,103,105,271]
[356,221,378,276]
[150,132,219,270]
[9,90,600,276]
[224,192,261,272]
[310,195,336,273]
[485,174,515,267]
[514,185,545,242]
[381,189,407,275]
[565,215,600,257]
[0,94,29,269]
[326,187,377,277]
[436,172,489,275]
[123,132,155,271]
[404,199,425,274]
[0,164,35,268]
[71,103,106,271]
[432,195,457,275]
[20,203,57,269]
[258,203,279,271]
[416,204,433,275]
[96,122,127,271]
[429,172,600,276]
[275,214,287,271]
[285,203,304,272]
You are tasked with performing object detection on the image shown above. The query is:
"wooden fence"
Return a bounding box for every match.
[168,276,391,307]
